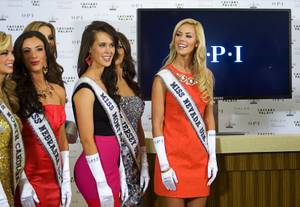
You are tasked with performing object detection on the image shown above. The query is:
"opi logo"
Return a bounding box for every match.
[207,45,243,63]
[294,121,300,127]
[258,108,275,115]
[80,2,98,8]
[109,4,118,11]
[21,13,34,18]
[57,26,74,33]
[220,1,239,7]
[31,0,40,6]
[71,16,83,21]
[72,40,81,45]
[117,15,134,21]
[294,25,300,31]
[6,25,24,32]
[271,2,284,7]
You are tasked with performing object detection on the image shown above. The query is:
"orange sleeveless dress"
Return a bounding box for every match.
[154,64,210,198]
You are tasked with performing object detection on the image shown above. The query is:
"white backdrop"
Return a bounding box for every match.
[1,0,300,206]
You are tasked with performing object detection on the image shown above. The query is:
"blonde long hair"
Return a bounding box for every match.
[163,18,214,104]
[0,32,20,113]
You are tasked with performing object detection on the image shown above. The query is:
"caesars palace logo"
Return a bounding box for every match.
[257,108,275,115]
[117,15,134,21]
[220,1,239,7]
[6,25,24,32]
[31,0,40,6]
[80,2,98,9]
[57,26,74,33]
[294,72,300,79]
[294,121,300,127]
[294,24,300,31]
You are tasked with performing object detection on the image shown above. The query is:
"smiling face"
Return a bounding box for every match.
[89,31,115,68]
[174,23,198,58]
[0,40,14,76]
[21,36,47,74]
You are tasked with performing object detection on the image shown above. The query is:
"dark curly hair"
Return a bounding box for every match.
[13,31,64,118]
[117,32,142,98]
[77,21,120,104]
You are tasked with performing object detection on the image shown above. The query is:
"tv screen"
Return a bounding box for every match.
[137,9,291,100]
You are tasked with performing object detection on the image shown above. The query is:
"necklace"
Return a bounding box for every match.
[36,81,54,99]
[175,73,198,86]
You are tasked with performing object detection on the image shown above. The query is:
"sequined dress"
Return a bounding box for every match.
[0,98,21,207]
[120,96,145,207]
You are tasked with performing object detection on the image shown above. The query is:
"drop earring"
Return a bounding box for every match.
[85,54,93,66]
[43,65,48,75]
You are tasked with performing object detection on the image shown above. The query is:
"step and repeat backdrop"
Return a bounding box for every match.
[1,0,300,205]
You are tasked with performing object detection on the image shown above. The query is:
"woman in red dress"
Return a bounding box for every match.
[152,18,218,207]
[13,31,71,207]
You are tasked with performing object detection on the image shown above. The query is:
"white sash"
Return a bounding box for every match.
[120,108,140,169]
[157,69,208,152]
[27,112,62,186]
[74,77,141,168]
[0,101,25,191]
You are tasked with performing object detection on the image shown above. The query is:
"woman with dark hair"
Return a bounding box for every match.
[0,31,25,207]
[24,20,78,144]
[72,21,128,207]
[115,32,149,207]
[13,31,71,207]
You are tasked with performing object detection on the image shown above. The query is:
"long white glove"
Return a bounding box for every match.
[0,181,10,207]
[153,136,178,191]
[140,146,150,193]
[61,151,72,207]
[119,155,129,203]
[86,153,114,207]
[207,130,218,186]
[19,171,40,207]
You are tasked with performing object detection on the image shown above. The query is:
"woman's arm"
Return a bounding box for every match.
[151,76,166,137]
[73,88,97,155]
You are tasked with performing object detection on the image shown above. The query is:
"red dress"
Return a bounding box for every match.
[17,105,66,207]
[154,64,210,198]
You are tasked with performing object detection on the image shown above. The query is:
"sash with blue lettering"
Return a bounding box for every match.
[74,77,140,168]
[27,112,62,186]
[157,69,208,152]
[0,101,25,190]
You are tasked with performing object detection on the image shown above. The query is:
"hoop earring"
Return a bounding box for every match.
[43,65,48,75]
[85,54,93,66]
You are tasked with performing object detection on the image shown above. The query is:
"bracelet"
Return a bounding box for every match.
[161,166,171,173]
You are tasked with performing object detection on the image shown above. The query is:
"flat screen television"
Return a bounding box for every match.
[137,9,291,100]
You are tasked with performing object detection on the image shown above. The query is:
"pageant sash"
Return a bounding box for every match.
[120,108,141,169]
[74,77,140,168]
[27,112,62,186]
[0,101,25,190]
[157,69,208,152]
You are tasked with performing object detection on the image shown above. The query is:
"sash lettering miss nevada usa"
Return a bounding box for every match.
[170,81,205,135]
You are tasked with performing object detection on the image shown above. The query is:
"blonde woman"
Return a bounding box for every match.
[0,31,25,207]
[152,18,218,207]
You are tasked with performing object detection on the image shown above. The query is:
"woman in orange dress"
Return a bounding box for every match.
[151,18,218,207]
[13,31,71,207]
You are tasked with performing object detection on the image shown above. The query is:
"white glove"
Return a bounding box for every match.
[19,171,40,207]
[0,181,10,207]
[140,146,150,193]
[153,136,178,191]
[86,153,114,207]
[207,130,218,186]
[119,155,129,203]
[61,151,72,207]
